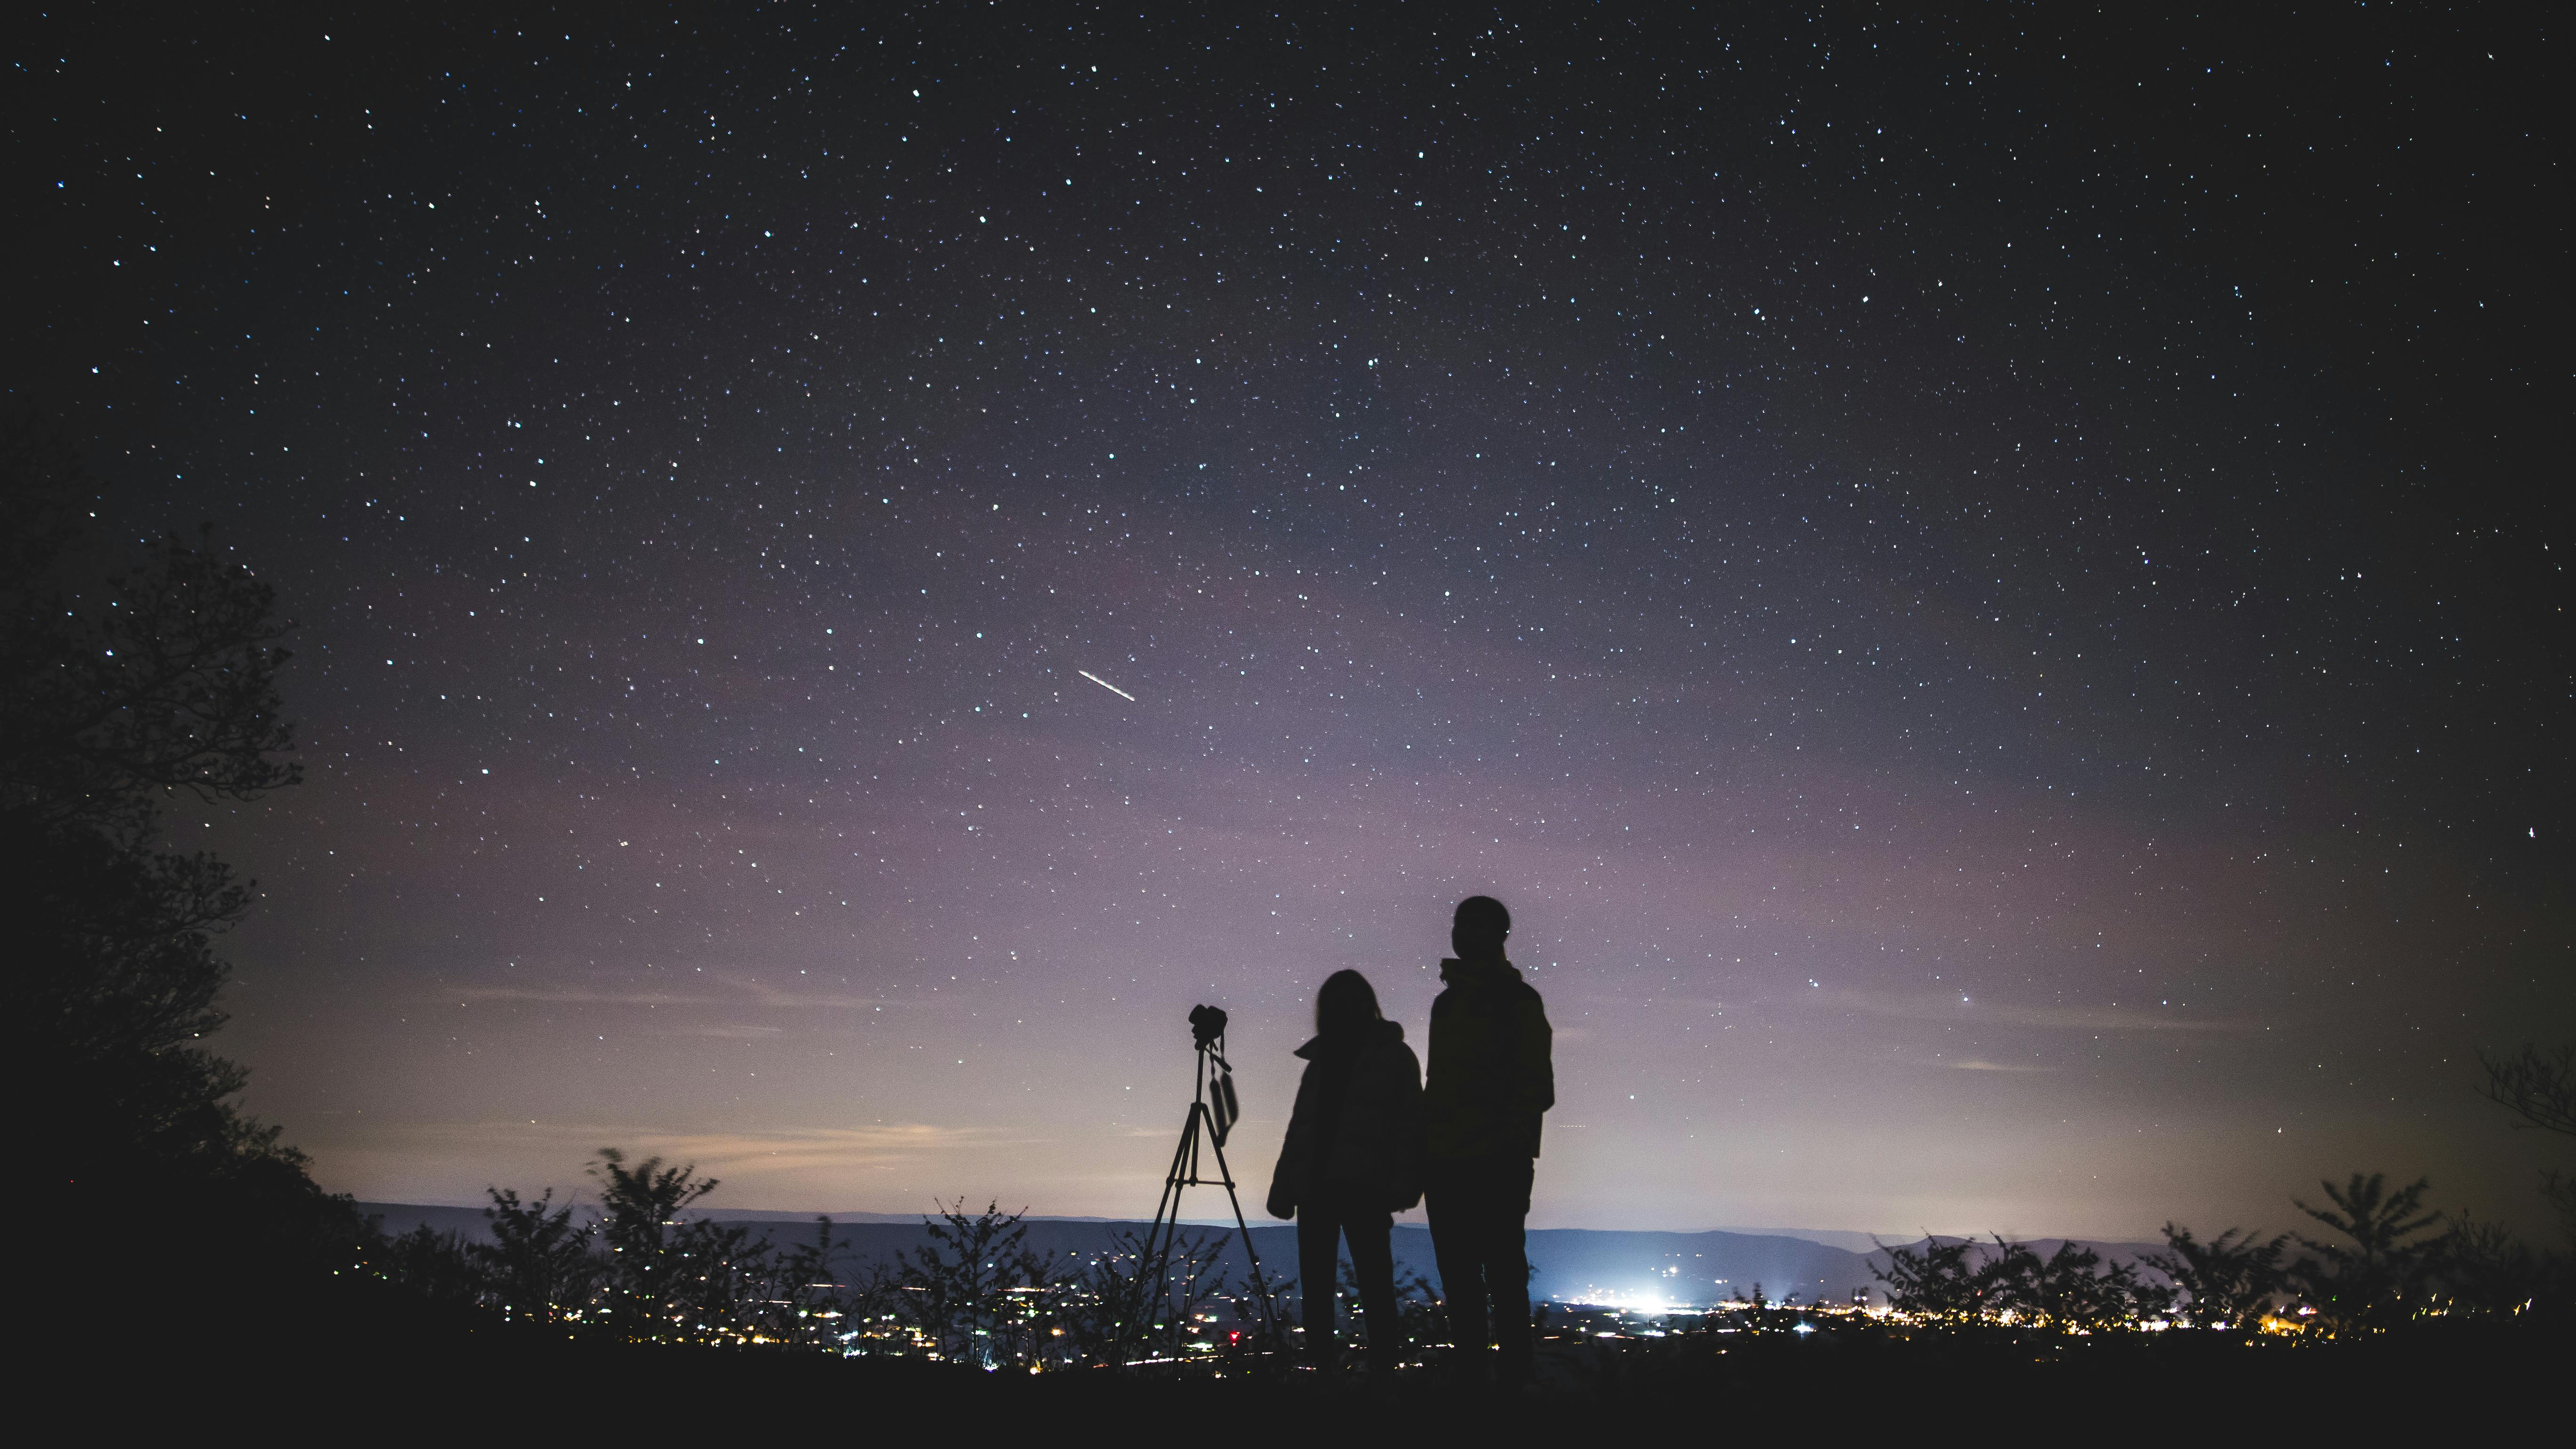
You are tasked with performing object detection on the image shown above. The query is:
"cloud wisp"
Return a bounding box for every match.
[450,985,716,1007]
[378,1120,1010,1175]
[1794,989,2258,1035]
[444,976,898,1012]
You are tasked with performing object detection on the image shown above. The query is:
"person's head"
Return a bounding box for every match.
[1314,969,1383,1037]
[1452,895,1511,963]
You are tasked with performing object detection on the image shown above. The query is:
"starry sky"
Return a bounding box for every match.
[20,6,2569,1238]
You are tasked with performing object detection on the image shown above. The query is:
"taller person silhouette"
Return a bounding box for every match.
[1422,895,1554,1385]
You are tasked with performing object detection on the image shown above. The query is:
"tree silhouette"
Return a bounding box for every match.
[353,1153,893,1345]
[1871,1238,1983,1325]
[662,1216,767,1343]
[2291,1173,2443,1333]
[2143,1225,2287,1329]
[1968,1239,2045,1325]
[2482,1043,2576,1135]
[1723,1281,1803,1333]
[1875,1235,2145,1332]
[742,1216,853,1350]
[1129,1227,1236,1363]
[822,1249,904,1354]
[476,1187,596,1325]
[2023,1240,2142,1332]
[376,1224,482,1307]
[588,1148,721,1342]
[897,1199,1048,1366]
[1055,1227,1156,1366]
[4,413,346,1314]
[2479,1042,2576,1245]
[2437,1213,2540,1318]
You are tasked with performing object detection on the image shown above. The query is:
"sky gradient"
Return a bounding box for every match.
[20,6,2568,1238]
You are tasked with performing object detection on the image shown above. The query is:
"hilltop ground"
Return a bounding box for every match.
[105,1280,2560,1437]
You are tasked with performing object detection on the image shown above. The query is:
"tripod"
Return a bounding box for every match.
[1126,1008,1279,1362]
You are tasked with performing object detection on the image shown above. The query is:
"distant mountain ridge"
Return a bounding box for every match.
[1715,1225,1906,1253]
[356,1202,2163,1308]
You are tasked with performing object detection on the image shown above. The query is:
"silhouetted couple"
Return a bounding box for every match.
[1265,895,1554,1383]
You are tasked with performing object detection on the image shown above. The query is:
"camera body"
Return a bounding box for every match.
[1188,1002,1228,1051]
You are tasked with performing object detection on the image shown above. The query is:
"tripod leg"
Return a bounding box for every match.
[1203,1129,1281,1343]
[1145,1107,1194,1246]
[1119,1103,1200,1365]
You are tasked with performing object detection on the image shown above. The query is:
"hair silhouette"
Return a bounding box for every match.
[1454,895,1511,935]
[1314,967,1385,1037]
[1453,894,1511,959]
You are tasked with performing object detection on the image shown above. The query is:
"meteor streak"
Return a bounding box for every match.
[1078,669,1136,702]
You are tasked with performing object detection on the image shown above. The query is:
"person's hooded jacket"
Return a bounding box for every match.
[1265,1018,1424,1218]
[1422,958,1554,1162]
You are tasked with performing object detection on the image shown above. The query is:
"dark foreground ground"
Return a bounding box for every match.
[68,1285,2565,1438]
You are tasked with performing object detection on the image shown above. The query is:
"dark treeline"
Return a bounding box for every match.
[366,1149,2575,1371]
[1874,1164,2570,1337]
[370,1153,1256,1365]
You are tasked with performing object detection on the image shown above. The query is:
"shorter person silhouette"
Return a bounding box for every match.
[1423,895,1554,1385]
[1266,969,1423,1373]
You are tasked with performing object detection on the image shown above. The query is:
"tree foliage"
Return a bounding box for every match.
[476,1188,597,1324]
[588,1148,737,1343]
[2142,1225,2286,1329]
[1125,1226,1238,1361]
[1944,1237,2149,1331]
[2290,1173,2444,1332]
[2479,1042,2576,1246]
[1054,1226,1156,1365]
[2437,1214,2540,1318]
[742,1216,861,1349]
[366,1156,868,1349]
[4,413,346,1302]
[896,1199,1050,1366]
[380,1225,483,1307]
[1871,1237,1985,1326]
[2481,1043,2576,1136]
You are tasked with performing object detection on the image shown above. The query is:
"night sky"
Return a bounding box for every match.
[20,7,2568,1238]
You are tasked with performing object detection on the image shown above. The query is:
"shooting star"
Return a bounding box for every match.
[1078,669,1137,702]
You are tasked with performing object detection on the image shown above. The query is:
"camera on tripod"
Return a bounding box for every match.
[1120,999,1278,1356]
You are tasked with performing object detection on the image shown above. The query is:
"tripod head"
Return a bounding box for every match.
[1187,1002,1228,1052]
[1184,1004,1241,1146]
